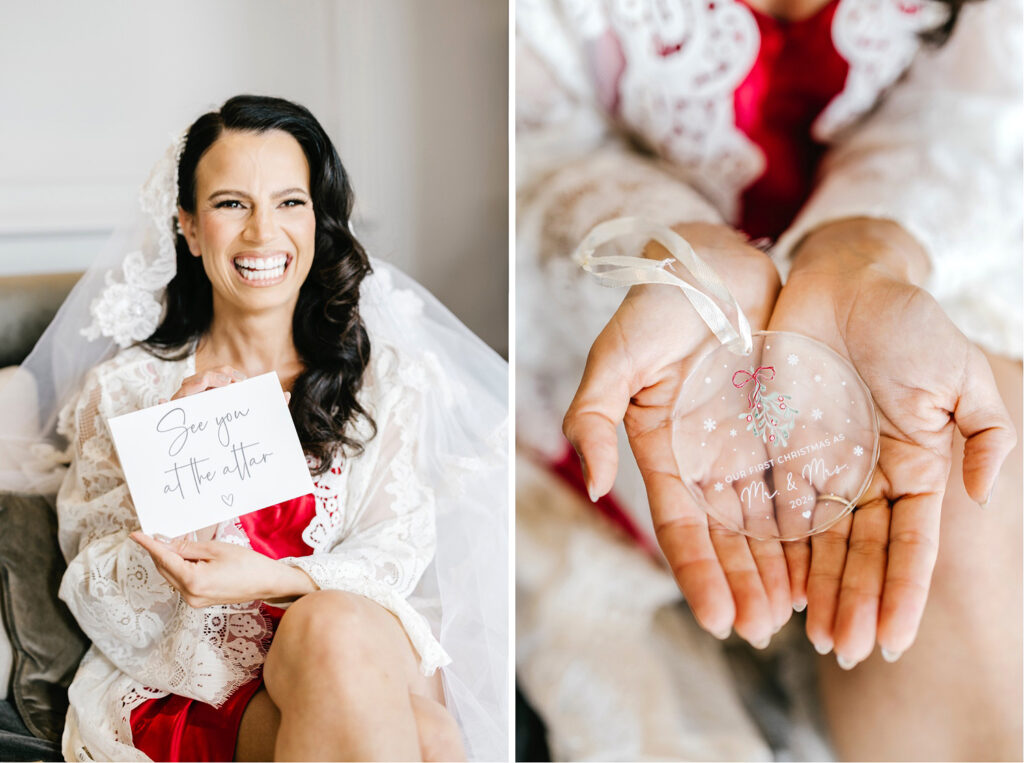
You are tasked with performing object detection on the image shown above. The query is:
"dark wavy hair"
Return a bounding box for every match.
[143,94,375,475]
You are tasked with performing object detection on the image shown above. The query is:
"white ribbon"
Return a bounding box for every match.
[572,217,753,355]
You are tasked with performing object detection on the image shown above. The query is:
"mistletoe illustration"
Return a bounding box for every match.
[733,366,799,446]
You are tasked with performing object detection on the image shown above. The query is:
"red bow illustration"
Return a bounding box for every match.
[732,366,776,410]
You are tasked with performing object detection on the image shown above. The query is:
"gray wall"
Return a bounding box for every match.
[0,0,508,355]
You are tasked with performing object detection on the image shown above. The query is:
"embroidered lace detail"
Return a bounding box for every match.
[599,0,765,221]
[81,133,186,347]
[813,0,948,139]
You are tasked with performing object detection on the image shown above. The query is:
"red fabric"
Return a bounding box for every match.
[129,494,316,762]
[733,0,850,240]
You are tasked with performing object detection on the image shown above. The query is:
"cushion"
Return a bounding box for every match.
[0,699,61,762]
[0,272,82,367]
[0,493,89,743]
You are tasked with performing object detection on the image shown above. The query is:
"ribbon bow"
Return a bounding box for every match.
[732,366,775,410]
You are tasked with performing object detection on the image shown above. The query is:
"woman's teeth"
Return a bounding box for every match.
[233,255,288,282]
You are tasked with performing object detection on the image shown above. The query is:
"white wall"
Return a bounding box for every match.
[0,0,508,354]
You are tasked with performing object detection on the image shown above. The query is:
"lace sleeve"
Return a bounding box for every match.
[55,358,269,705]
[517,0,723,243]
[279,348,450,675]
[773,0,1022,357]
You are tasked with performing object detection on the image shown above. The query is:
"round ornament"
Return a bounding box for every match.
[671,331,878,540]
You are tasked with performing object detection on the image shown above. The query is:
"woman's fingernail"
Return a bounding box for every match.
[793,600,807,613]
[750,635,770,650]
[813,641,832,655]
[154,534,172,544]
[712,627,731,640]
[881,647,903,663]
[836,654,856,670]
[978,490,992,509]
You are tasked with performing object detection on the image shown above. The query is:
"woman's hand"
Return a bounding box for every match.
[168,365,248,401]
[769,218,1016,665]
[130,531,317,607]
[564,222,794,647]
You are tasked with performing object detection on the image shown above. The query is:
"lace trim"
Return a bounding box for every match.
[81,133,186,347]
[813,0,948,138]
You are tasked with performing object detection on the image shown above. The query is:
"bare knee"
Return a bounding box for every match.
[264,590,399,698]
[411,694,466,762]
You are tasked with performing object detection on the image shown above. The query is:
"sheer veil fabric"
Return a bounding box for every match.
[0,138,508,761]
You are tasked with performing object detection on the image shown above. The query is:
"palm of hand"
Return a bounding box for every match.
[566,229,791,646]
[767,267,1013,661]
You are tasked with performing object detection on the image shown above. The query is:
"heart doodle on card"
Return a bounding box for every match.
[220,494,235,507]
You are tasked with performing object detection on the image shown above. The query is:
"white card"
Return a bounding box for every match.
[107,372,315,538]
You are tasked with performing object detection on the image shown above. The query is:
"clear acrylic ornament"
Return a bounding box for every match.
[575,217,879,541]
[671,331,878,540]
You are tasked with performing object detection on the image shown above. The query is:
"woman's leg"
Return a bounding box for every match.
[235,589,464,761]
[820,353,1022,761]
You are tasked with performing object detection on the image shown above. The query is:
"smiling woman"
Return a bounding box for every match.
[0,94,507,762]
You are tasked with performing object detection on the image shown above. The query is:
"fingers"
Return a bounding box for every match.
[781,539,810,611]
[745,536,794,636]
[831,497,890,668]
[171,365,248,401]
[874,491,942,660]
[564,335,634,500]
[805,513,851,655]
[130,531,193,590]
[955,348,1017,505]
[707,523,777,647]
[649,470,735,638]
[129,532,218,601]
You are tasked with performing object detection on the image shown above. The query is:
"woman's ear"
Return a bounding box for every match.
[177,207,201,258]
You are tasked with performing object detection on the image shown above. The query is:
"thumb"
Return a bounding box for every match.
[954,348,1016,505]
[563,332,635,501]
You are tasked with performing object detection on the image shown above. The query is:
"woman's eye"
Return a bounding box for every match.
[215,200,245,209]
[281,199,307,207]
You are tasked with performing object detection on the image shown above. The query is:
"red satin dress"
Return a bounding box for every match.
[560,0,852,539]
[129,493,317,762]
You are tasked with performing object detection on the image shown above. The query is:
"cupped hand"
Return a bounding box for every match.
[769,219,1016,666]
[130,531,315,608]
[564,222,793,647]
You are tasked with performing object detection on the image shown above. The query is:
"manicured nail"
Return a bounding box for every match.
[881,647,903,663]
[712,627,731,640]
[978,491,992,510]
[154,534,172,544]
[793,600,807,613]
[813,641,832,655]
[836,654,856,670]
[750,635,770,650]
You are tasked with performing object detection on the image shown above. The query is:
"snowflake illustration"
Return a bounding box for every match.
[811,408,823,421]
[703,418,717,432]
[787,354,799,366]
[853,445,864,456]
[729,428,737,438]
[714,482,724,492]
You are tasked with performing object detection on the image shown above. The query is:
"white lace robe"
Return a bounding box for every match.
[55,342,450,762]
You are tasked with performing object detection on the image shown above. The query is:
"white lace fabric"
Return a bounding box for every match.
[56,341,450,762]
